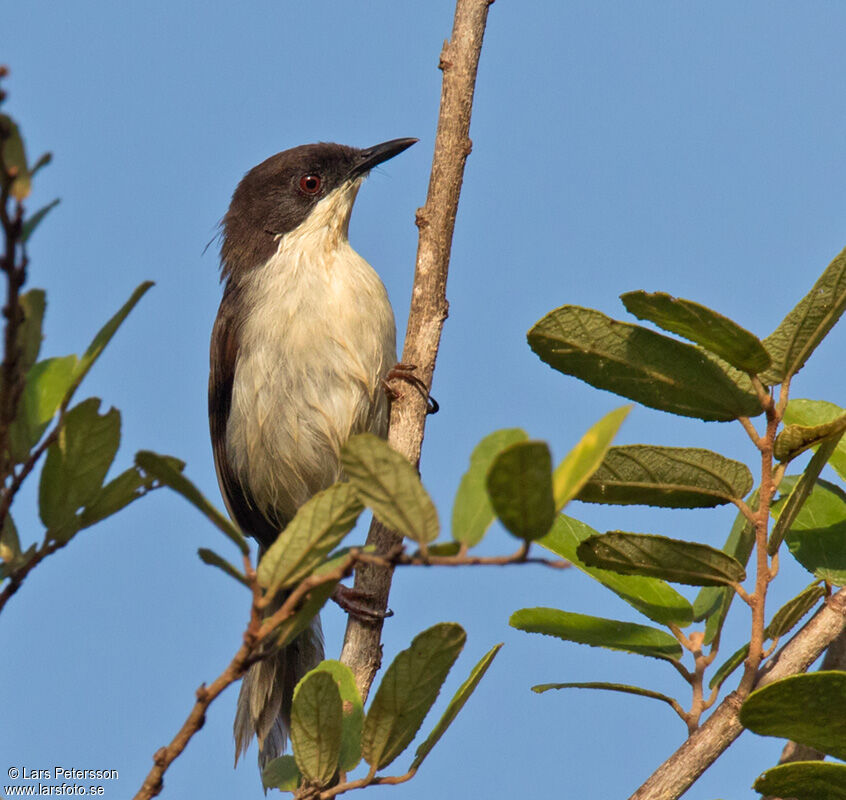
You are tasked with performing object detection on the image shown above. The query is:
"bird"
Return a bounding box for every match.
[209,138,417,770]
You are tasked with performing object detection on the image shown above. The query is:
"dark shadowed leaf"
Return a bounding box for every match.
[762,247,846,384]
[17,289,45,371]
[620,291,771,373]
[741,672,846,760]
[197,548,249,588]
[577,445,753,508]
[21,198,60,242]
[135,450,248,554]
[578,532,746,587]
[709,643,749,691]
[509,607,682,662]
[66,282,154,405]
[257,483,363,595]
[411,643,502,771]
[769,436,844,555]
[290,671,342,787]
[310,660,364,773]
[262,756,300,792]
[39,399,120,540]
[754,762,846,800]
[553,406,630,509]
[532,681,682,715]
[451,428,528,546]
[342,433,439,543]
[486,441,555,540]
[528,306,762,421]
[0,113,31,199]
[539,515,693,627]
[784,399,846,480]
[0,514,20,564]
[361,623,466,770]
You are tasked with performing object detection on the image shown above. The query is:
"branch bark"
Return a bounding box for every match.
[628,588,846,800]
[339,0,493,701]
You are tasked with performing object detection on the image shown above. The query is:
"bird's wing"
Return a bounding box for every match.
[209,283,280,548]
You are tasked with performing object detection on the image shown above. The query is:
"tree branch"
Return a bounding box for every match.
[339,0,494,701]
[628,587,846,800]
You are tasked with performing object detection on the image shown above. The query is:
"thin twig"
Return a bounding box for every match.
[340,0,494,702]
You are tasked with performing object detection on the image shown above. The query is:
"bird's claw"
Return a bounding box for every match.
[382,362,439,415]
[332,584,394,623]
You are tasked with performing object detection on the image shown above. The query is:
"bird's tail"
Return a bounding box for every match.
[234,609,324,771]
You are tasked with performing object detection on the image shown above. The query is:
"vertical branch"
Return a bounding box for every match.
[339,0,494,700]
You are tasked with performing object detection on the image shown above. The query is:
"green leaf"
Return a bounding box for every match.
[8,355,77,460]
[310,660,364,773]
[0,113,31,199]
[770,436,844,555]
[30,151,52,177]
[17,289,46,372]
[411,642,502,771]
[135,450,248,554]
[0,513,20,564]
[775,412,846,464]
[509,607,683,662]
[451,428,528,546]
[539,515,693,627]
[762,247,846,384]
[39,398,120,540]
[486,441,555,541]
[361,622,466,770]
[773,477,846,530]
[709,583,825,690]
[77,467,149,527]
[262,756,300,792]
[620,291,771,374]
[290,671,342,787]
[784,399,846,480]
[528,305,762,421]
[786,522,846,584]
[341,433,439,544]
[577,532,746,587]
[532,681,682,714]
[21,198,60,242]
[197,548,249,588]
[66,281,154,404]
[257,483,363,596]
[577,445,753,508]
[754,762,846,800]
[741,672,846,760]
[553,406,631,510]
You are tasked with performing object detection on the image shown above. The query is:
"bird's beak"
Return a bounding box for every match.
[352,138,418,177]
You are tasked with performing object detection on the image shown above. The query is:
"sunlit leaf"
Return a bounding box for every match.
[342,433,439,544]
[452,428,528,546]
[262,756,300,792]
[310,660,364,772]
[741,672,846,760]
[772,477,846,531]
[0,513,20,564]
[553,406,630,510]
[78,466,150,528]
[762,247,846,384]
[577,445,753,508]
[753,762,846,800]
[577,532,746,587]
[197,548,249,588]
[21,198,60,242]
[486,441,555,540]
[620,291,771,373]
[509,607,682,662]
[361,623,465,770]
[539,515,693,627]
[532,681,682,715]
[784,399,846,480]
[17,289,45,372]
[528,306,762,421]
[0,113,31,199]
[775,413,846,464]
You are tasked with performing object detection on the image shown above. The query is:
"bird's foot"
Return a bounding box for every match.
[332,584,394,623]
[382,362,439,415]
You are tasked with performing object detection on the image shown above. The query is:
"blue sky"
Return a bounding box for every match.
[2,3,845,799]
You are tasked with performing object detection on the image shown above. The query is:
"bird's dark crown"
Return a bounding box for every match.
[220,138,416,280]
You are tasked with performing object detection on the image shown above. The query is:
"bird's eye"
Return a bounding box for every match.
[299,174,321,194]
